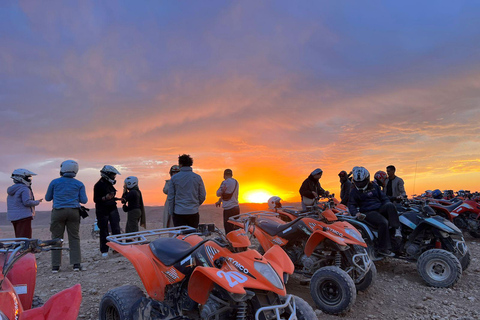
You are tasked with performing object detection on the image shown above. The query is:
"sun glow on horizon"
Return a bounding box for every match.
[242,190,271,203]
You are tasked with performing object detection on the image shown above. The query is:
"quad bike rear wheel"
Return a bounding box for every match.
[310,266,356,315]
[417,249,462,288]
[99,285,146,320]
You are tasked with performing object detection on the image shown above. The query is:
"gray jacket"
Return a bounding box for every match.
[386,176,406,198]
[216,178,239,210]
[7,183,41,221]
[168,167,206,215]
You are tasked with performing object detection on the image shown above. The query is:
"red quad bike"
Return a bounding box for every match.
[229,210,376,315]
[99,224,316,320]
[428,198,480,238]
[0,238,82,320]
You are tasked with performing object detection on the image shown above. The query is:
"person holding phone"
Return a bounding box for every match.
[93,165,122,258]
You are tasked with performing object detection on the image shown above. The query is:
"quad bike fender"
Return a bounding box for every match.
[340,218,375,243]
[423,217,461,234]
[20,284,82,320]
[188,267,247,305]
[263,245,294,275]
[428,205,453,221]
[5,253,36,310]
[304,230,347,257]
[107,242,172,301]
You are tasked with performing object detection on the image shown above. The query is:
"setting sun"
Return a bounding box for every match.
[242,190,271,203]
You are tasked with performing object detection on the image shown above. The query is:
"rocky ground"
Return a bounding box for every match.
[1,204,479,320]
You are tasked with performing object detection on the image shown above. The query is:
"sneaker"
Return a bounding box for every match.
[394,228,402,238]
[52,266,60,273]
[378,249,395,257]
[101,252,108,258]
[73,264,82,271]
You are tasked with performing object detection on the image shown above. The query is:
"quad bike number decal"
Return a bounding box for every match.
[216,270,248,288]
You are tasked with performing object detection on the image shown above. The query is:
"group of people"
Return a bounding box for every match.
[6,154,240,272]
[299,165,406,256]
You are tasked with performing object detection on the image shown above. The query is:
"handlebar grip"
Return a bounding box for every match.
[39,239,63,247]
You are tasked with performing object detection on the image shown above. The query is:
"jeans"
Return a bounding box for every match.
[223,206,240,234]
[97,208,121,253]
[50,208,81,267]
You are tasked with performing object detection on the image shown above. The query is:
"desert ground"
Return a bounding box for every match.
[1,203,479,320]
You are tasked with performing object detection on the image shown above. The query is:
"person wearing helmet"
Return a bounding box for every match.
[299,168,327,210]
[215,169,240,234]
[168,154,206,228]
[162,165,180,228]
[45,160,88,272]
[94,165,122,257]
[373,170,388,192]
[121,176,146,233]
[385,165,406,201]
[338,170,352,206]
[348,166,401,257]
[7,169,43,238]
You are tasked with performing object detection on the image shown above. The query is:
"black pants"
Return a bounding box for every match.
[223,206,240,234]
[173,213,199,229]
[12,217,33,238]
[97,208,121,253]
[365,203,400,251]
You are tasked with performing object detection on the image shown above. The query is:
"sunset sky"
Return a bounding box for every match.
[2,1,480,212]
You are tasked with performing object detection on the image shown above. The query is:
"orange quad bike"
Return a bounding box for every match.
[0,238,82,320]
[98,224,316,320]
[229,209,376,315]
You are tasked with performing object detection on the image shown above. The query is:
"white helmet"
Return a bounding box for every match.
[11,168,37,186]
[124,176,139,189]
[268,196,282,209]
[60,160,79,177]
[352,166,370,191]
[100,165,121,185]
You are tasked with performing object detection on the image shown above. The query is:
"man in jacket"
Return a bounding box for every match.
[45,160,88,272]
[299,168,326,210]
[94,165,122,258]
[168,154,206,228]
[385,165,407,201]
[215,169,239,233]
[338,170,352,206]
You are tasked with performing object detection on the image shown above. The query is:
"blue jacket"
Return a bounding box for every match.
[348,182,390,215]
[45,175,88,209]
[168,166,206,215]
[7,183,40,221]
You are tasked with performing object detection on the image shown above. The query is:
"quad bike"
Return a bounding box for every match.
[229,209,375,315]
[0,238,82,320]
[336,200,469,288]
[426,198,480,238]
[99,225,316,320]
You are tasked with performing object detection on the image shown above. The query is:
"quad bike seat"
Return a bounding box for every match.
[149,238,196,266]
[429,201,462,212]
[257,217,302,236]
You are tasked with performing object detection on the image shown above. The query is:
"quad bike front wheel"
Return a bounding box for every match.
[417,249,462,288]
[99,285,146,320]
[291,295,317,320]
[459,250,471,271]
[310,266,356,315]
[354,262,377,292]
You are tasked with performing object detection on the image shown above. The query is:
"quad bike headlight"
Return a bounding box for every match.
[344,228,364,243]
[254,262,284,290]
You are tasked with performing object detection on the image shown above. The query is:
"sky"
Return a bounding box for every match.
[1,1,480,212]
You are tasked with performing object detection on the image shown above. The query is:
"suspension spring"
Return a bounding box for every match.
[335,252,342,267]
[237,301,248,320]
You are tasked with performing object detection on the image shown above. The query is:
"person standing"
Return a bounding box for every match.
[385,165,406,201]
[94,165,122,257]
[168,154,206,228]
[121,176,146,233]
[45,160,88,272]
[215,169,240,234]
[7,169,43,238]
[162,165,180,228]
[338,170,352,206]
[299,168,327,210]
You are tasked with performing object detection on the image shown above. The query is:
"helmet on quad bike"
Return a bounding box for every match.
[374,170,388,187]
[124,176,139,189]
[11,168,37,186]
[60,160,79,177]
[268,196,282,209]
[100,165,121,185]
[352,166,370,191]
[432,189,443,199]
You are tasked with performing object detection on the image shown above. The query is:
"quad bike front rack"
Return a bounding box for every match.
[106,226,196,245]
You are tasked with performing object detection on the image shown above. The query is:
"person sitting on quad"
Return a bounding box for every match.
[373,170,388,192]
[348,166,401,257]
[338,170,352,206]
[385,165,407,201]
[299,168,327,210]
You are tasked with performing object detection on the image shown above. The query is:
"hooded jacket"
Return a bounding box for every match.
[348,182,390,215]
[299,175,325,200]
[7,183,40,221]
